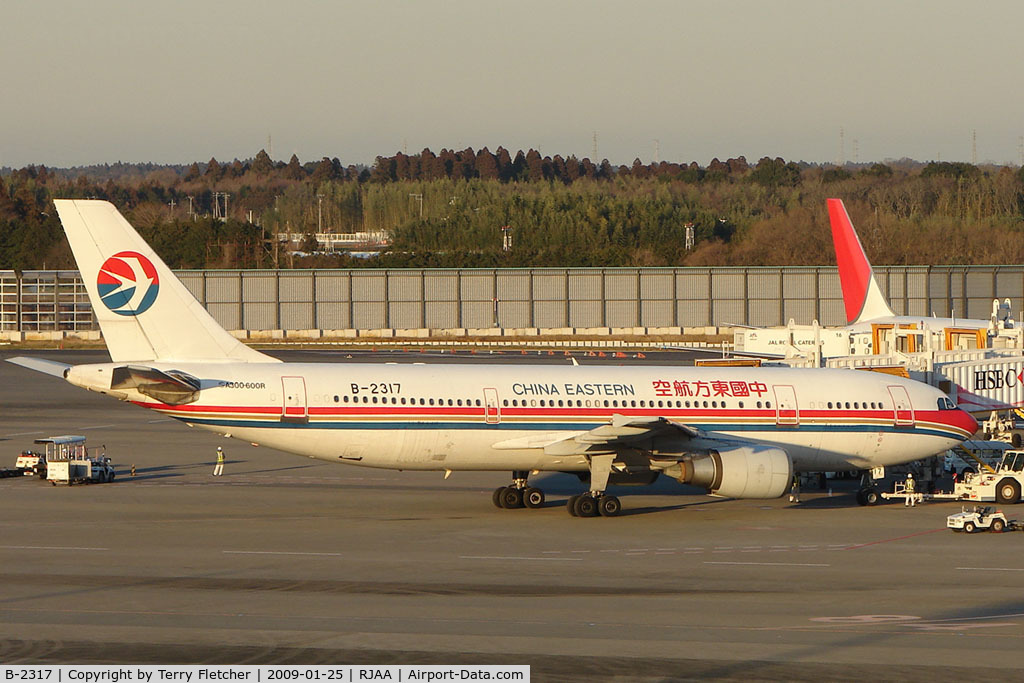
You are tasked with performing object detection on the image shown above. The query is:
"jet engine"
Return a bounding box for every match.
[668,445,792,499]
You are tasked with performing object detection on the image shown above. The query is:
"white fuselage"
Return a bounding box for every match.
[67,362,977,474]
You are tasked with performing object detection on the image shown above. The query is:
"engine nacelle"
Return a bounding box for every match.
[671,445,792,499]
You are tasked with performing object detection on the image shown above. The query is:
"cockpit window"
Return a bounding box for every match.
[937,397,956,410]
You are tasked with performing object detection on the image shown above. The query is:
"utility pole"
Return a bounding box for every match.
[972,129,977,165]
[186,195,194,220]
[592,131,598,160]
[317,194,324,232]
[409,193,423,218]
[168,199,176,220]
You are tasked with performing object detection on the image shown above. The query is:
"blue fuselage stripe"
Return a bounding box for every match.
[174,415,964,440]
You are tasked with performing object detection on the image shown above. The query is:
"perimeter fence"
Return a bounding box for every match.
[2,266,1022,333]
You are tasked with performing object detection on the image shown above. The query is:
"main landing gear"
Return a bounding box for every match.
[567,453,622,518]
[492,470,546,509]
[491,455,626,518]
[566,492,621,517]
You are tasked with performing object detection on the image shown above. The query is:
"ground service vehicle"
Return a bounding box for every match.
[40,436,115,485]
[882,450,1024,505]
[14,449,46,476]
[947,506,1016,533]
[944,440,1012,478]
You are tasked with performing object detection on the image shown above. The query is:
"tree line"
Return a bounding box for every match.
[2,149,1024,271]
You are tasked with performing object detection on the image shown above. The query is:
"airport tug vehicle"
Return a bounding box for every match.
[947,506,1017,533]
[881,450,1024,505]
[39,435,115,485]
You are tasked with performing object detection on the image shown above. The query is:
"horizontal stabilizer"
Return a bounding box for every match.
[5,356,71,378]
[110,365,201,405]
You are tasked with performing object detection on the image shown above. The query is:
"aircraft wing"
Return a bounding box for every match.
[492,414,701,456]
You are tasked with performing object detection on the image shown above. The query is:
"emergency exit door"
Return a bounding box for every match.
[281,376,308,423]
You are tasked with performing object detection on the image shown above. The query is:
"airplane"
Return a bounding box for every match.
[736,199,1017,359]
[6,200,981,516]
[828,197,1015,348]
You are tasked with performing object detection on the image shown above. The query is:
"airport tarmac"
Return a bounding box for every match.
[2,350,1024,681]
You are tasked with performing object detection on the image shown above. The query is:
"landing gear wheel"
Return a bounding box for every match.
[992,518,1006,533]
[567,495,580,516]
[492,487,507,508]
[863,488,880,506]
[598,495,621,517]
[856,488,867,506]
[500,487,524,509]
[964,521,976,533]
[995,479,1021,505]
[575,494,598,517]
[523,487,545,509]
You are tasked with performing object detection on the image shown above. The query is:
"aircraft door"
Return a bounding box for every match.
[887,385,914,427]
[281,376,308,423]
[483,388,500,424]
[773,385,799,426]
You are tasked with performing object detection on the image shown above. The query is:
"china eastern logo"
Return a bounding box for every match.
[96,251,160,316]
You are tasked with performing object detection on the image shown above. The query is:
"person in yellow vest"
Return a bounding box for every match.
[904,472,916,507]
[213,446,225,476]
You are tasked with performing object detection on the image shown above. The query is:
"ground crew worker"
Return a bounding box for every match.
[789,474,801,503]
[905,472,916,507]
[213,446,225,476]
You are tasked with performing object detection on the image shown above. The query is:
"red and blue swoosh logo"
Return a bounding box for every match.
[97,251,160,316]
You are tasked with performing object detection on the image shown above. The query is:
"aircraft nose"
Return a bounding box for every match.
[956,409,979,438]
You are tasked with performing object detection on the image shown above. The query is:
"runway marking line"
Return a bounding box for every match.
[842,527,945,550]
[956,567,1024,572]
[4,431,44,437]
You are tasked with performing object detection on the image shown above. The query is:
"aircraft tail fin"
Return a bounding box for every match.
[827,198,895,324]
[53,199,276,364]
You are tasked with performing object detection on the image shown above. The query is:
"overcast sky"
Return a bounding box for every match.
[3,0,1023,168]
